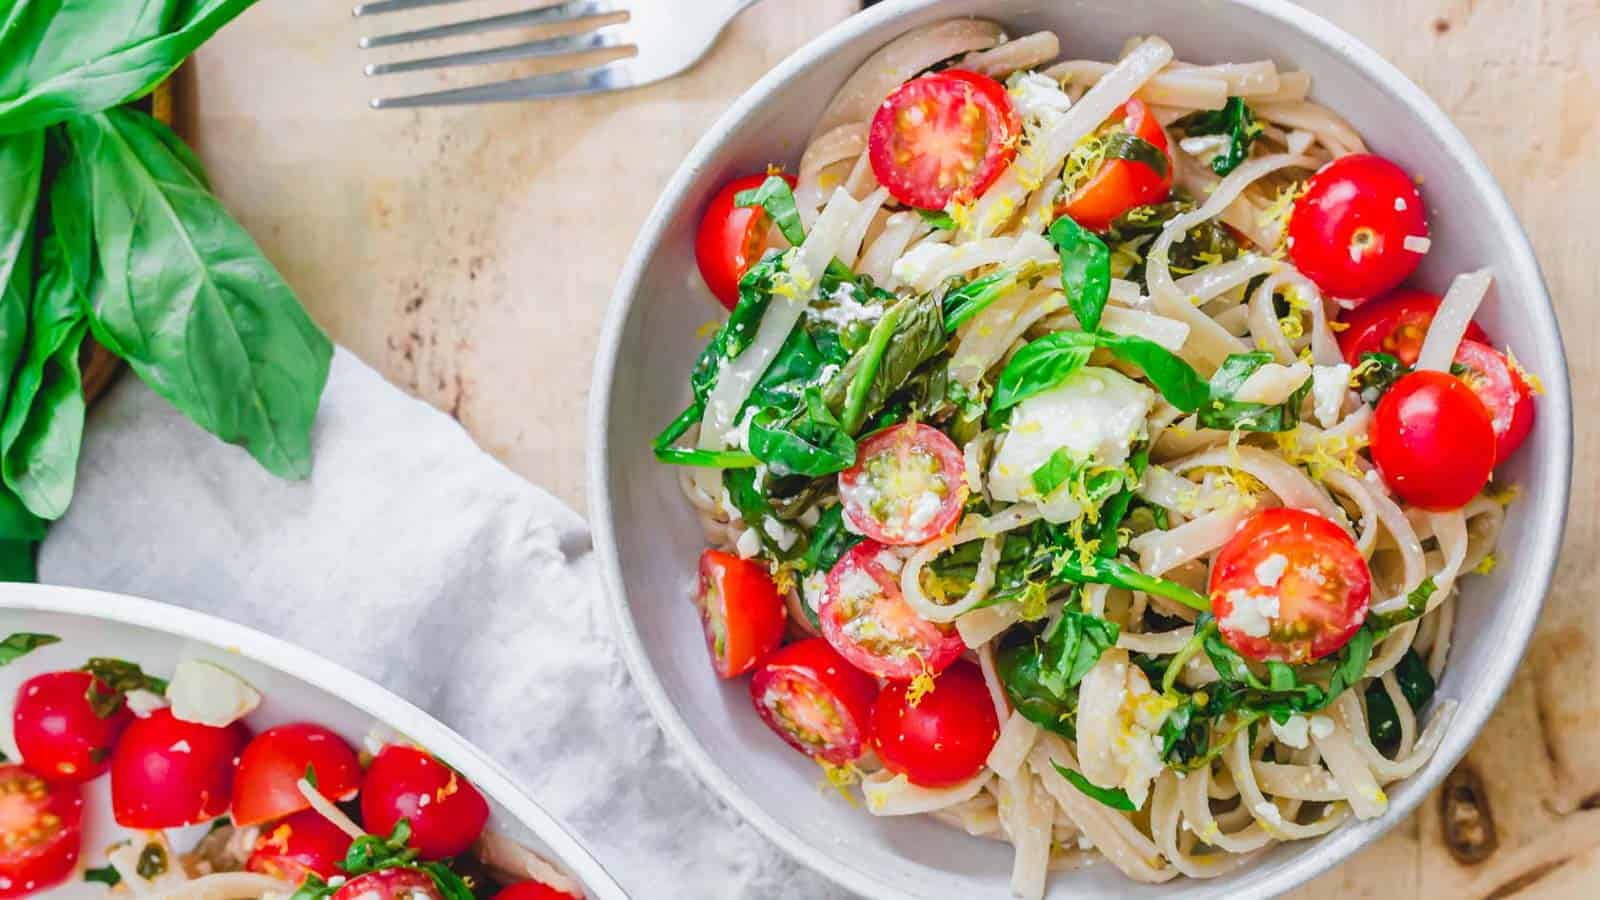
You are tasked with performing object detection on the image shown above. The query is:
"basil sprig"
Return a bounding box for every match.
[1057,763,1137,811]
[733,174,805,246]
[1175,98,1260,176]
[1198,351,1312,432]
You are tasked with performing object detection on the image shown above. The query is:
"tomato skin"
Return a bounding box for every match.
[246,808,354,882]
[696,549,787,679]
[1287,154,1428,300]
[820,542,964,680]
[838,423,968,546]
[1208,509,1372,663]
[1336,289,1490,367]
[868,70,1020,210]
[331,868,438,900]
[871,661,998,788]
[361,745,489,861]
[492,881,583,900]
[13,671,132,785]
[231,722,363,827]
[1371,370,1497,510]
[0,765,83,898]
[749,638,879,765]
[695,173,796,310]
[1452,340,1536,461]
[110,708,250,829]
[1057,99,1173,232]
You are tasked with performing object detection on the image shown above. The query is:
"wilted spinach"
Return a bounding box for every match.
[1174,98,1261,176]
[1364,649,1436,754]
[996,609,1120,738]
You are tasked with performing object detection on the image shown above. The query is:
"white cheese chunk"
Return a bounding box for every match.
[1008,71,1073,123]
[1311,363,1352,428]
[1233,362,1311,405]
[166,659,260,729]
[1254,553,1289,588]
[1269,714,1311,749]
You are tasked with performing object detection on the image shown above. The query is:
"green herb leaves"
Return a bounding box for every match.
[997,610,1120,738]
[749,389,855,478]
[81,657,168,718]
[0,0,259,135]
[1056,762,1137,811]
[1048,214,1111,333]
[991,331,1093,422]
[1368,577,1437,632]
[289,818,476,900]
[64,109,332,479]
[1175,98,1260,176]
[1198,351,1312,432]
[0,632,59,666]
[1364,649,1435,754]
[1352,351,1407,404]
[733,175,804,246]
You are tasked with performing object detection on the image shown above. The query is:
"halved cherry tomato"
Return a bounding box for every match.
[361,745,489,861]
[0,765,82,898]
[868,70,1020,210]
[1056,99,1173,232]
[837,423,967,546]
[695,549,786,679]
[13,671,132,785]
[819,542,963,680]
[1209,508,1372,663]
[695,173,797,310]
[1452,340,1536,462]
[331,868,437,900]
[493,881,583,900]
[231,722,363,827]
[749,638,879,765]
[1371,370,1497,509]
[246,808,354,882]
[110,707,250,829]
[1287,153,1428,300]
[871,660,998,788]
[1337,289,1490,367]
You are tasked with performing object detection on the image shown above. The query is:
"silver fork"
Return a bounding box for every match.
[355,0,765,109]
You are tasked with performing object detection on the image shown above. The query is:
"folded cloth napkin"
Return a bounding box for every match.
[38,348,849,900]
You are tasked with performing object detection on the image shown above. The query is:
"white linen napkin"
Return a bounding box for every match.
[37,349,849,900]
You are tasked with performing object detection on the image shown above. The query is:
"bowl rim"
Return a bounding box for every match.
[0,583,628,900]
[586,1,1573,897]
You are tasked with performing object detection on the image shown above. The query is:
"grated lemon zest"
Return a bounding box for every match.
[1503,347,1545,395]
[1473,554,1497,575]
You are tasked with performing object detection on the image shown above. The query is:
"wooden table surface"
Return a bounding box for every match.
[181,1,1598,896]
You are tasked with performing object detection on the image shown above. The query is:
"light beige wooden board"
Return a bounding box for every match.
[179,1,1599,896]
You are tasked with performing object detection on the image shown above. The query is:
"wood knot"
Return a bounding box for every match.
[1440,763,1497,865]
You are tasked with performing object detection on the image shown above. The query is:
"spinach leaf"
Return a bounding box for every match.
[1096,332,1210,412]
[1364,649,1435,754]
[996,611,1121,740]
[1352,352,1407,404]
[1055,763,1137,811]
[0,0,257,135]
[1101,132,1170,179]
[1048,214,1111,333]
[1198,620,1375,722]
[1104,199,1240,279]
[989,331,1093,423]
[653,447,759,468]
[1368,577,1438,633]
[1197,351,1312,432]
[83,865,121,886]
[942,265,1025,332]
[1,225,88,519]
[723,468,799,559]
[1096,445,1149,554]
[733,175,805,246]
[0,632,58,666]
[1051,553,1209,612]
[749,388,856,477]
[821,293,946,435]
[798,504,860,574]
[1175,98,1260,176]
[0,131,41,419]
[65,109,332,479]
[1029,449,1124,508]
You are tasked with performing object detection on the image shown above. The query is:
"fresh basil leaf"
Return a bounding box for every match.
[917,208,955,230]
[341,819,418,875]
[1097,333,1209,412]
[66,109,332,479]
[1353,352,1408,404]
[0,0,258,135]
[653,447,760,468]
[1096,446,1149,555]
[1364,648,1436,754]
[1038,611,1120,698]
[733,175,805,246]
[0,134,45,543]
[419,862,477,900]
[0,632,58,666]
[0,539,37,582]
[749,389,857,477]
[80,657,168,718]
[1048,214,1111,333]
[942,265,1024,332]
[1055,763,1137,810]
[1197,351,1312,433]
[1369,578,1438,632]
[990,331,1094,423]
[1175,98,1259,176]
[83,864,122,886]
[1102,132,1170,179]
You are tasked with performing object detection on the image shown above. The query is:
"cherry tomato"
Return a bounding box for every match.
[110,707,249,829]
[871,660,998,787]
[1287,154,1428,300]
[695,549,786,679]
[820,542,963,680]
[331,868,438,900]
[361,745,489,861]
[1209,508,1371,662]
[868,70,1020,210]
[1057,99,1173,232]
[1451,339,1536,462]
[695,173,796,310]
[0,765,83,898]
[1336,289,1490,367]
[749,638,879,765]
[231,722,363,827]
[246,808,354,882]
[492,881,582,900]
[1371,370,1497,509]
[837,423,968,546]
[12,671,132,784]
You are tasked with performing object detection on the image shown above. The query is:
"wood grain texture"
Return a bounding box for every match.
[178,1,1597,895]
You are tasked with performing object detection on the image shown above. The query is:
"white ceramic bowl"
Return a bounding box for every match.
[0,584,626,900]
[588,2,1572,897]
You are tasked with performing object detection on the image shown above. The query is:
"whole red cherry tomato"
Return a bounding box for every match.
[695,173,797,310]
[13,671,132,784]
[871,660,999,787]
[361,745,489,861]
[1288,154,1428,300]
[110,708,250,829]
[231,722,363,827]
[1370,370,1497,509]
[246,808,354,882]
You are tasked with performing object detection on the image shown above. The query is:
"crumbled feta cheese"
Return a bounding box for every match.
[166,659,260,728]
[1312,363,1352,428]
[123,689,168,719]
[1179,134,1232,167]
[1403,235,1431,254]
[169,739,192,754]
[1310,714,1336,740]
[1220,589,1278,638]
[1008,71,1073,122]
[837,568,882,603]
[812,286,882,329]
[798,506,821,528]
[1254,553,1289,588]
[987,367,1154,523]
[904,491,943,531]
[1233,361,1311,405]
[1270,714,1311,749]
[762,517,798,551]
[874,550,904,574]
[736,528,761,558]
[1394,196,1408,212]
